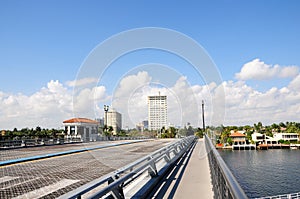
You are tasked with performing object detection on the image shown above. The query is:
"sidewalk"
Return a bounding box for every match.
[152,138,213,199]
[173,138,213,198]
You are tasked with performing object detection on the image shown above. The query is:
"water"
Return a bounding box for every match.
[218,149,300,198]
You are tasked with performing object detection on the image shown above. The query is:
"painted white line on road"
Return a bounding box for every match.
[12,179,80,199]
[0,176,19,183]
[1,177,37,190]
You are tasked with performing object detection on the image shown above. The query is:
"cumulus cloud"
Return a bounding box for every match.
[111,70,300,128]
[73,85,110,116]
[111,72,217,128]
[66,77,98,87]
[0,80,109,130]
[221,78,300,125]
[288,74,300,91]
[1,70,300,130]
[235,59,299,80]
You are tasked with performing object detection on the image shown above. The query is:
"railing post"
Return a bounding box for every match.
[107,175,125,199]
[148,159,158,177]
[164,151,171,163]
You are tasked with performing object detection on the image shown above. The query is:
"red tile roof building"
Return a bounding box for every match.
[63,118,99,142]
[63,118,99,124]
[230,132,246,145]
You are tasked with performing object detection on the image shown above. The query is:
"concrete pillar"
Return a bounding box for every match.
[75,125,78,136]
[83,127,86,142]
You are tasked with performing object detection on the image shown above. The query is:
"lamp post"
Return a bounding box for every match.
[104,105,109,135]
[202,100,205,132]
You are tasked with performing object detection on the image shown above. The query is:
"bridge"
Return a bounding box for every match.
[0,135,295,199]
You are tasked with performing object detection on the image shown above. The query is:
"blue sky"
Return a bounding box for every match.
[0,1,300,129]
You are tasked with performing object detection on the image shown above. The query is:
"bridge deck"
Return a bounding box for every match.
[0,139,172,198]
[152,138,213,198]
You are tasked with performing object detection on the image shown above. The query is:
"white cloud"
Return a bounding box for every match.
[73,86,110,116]
[114,71,152,98]
[66,77,98,87]
[0,80,109,130]
[235,59,299,80]
[112,71,300,128]
[288,74,300,91]
[112,72,217,128]
[221,78,300,125]
[1,69,300,130]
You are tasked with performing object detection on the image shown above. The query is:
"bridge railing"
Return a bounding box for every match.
[205,134,248,199]
[0,136,151,149]
[58,136,197,199]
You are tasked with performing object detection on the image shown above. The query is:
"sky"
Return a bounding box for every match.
[0,0,300,129]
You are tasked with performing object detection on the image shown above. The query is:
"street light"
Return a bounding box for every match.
[104,105,109,135]
[202,100,205,132]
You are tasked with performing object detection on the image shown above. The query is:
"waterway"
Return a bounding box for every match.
[218,149,300,198]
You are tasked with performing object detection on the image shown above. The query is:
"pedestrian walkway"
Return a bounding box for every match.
[173,138,213,198]
[151,138,213,198]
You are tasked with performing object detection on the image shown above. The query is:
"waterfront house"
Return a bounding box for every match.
[230,132,256,150]
[229,132,246,145]
[252,132,278,144]
[63,118,99,142]
[273,133,299,142]
[251,132,265,143]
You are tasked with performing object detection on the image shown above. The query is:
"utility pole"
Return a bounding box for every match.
[202,100,205,132]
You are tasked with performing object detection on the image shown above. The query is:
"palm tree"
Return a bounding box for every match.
[108,126,114,135]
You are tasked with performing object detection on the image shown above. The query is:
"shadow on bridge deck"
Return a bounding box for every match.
[149,138,213,199]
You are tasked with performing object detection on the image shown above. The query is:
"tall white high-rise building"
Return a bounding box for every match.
[105,108,122,135]
[148,94,167,131]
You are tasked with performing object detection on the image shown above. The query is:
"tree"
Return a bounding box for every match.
[36,126,42,132]
[220,130,230,144]
[286,123,299,134]
[195,128,204,138]
[265,126,273,137]
[168,127,177,138]
[117,130,127,137]
[108,126,114,135]
[186,126,194,136]
[279,122,286,128]
[160,126,167,138]
[178,128,187,137]
[103,125,109,136]
[271,123,279,132]
[254,122,263,133]
[227,137,233,145]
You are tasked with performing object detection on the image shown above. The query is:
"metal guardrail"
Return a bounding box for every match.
[0,136,150,149]
[0,138,67,148]
[58,136,197,199]
[256,192,300,199]
[204,134,248,199]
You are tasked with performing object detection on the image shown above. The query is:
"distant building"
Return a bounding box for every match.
[63,118,99,142]
[136,122,144,132]
[96,118,104,127]
[105,109,122,135]
[142,120,149,129]
[148,94,167,131]
[136,120,149,132]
